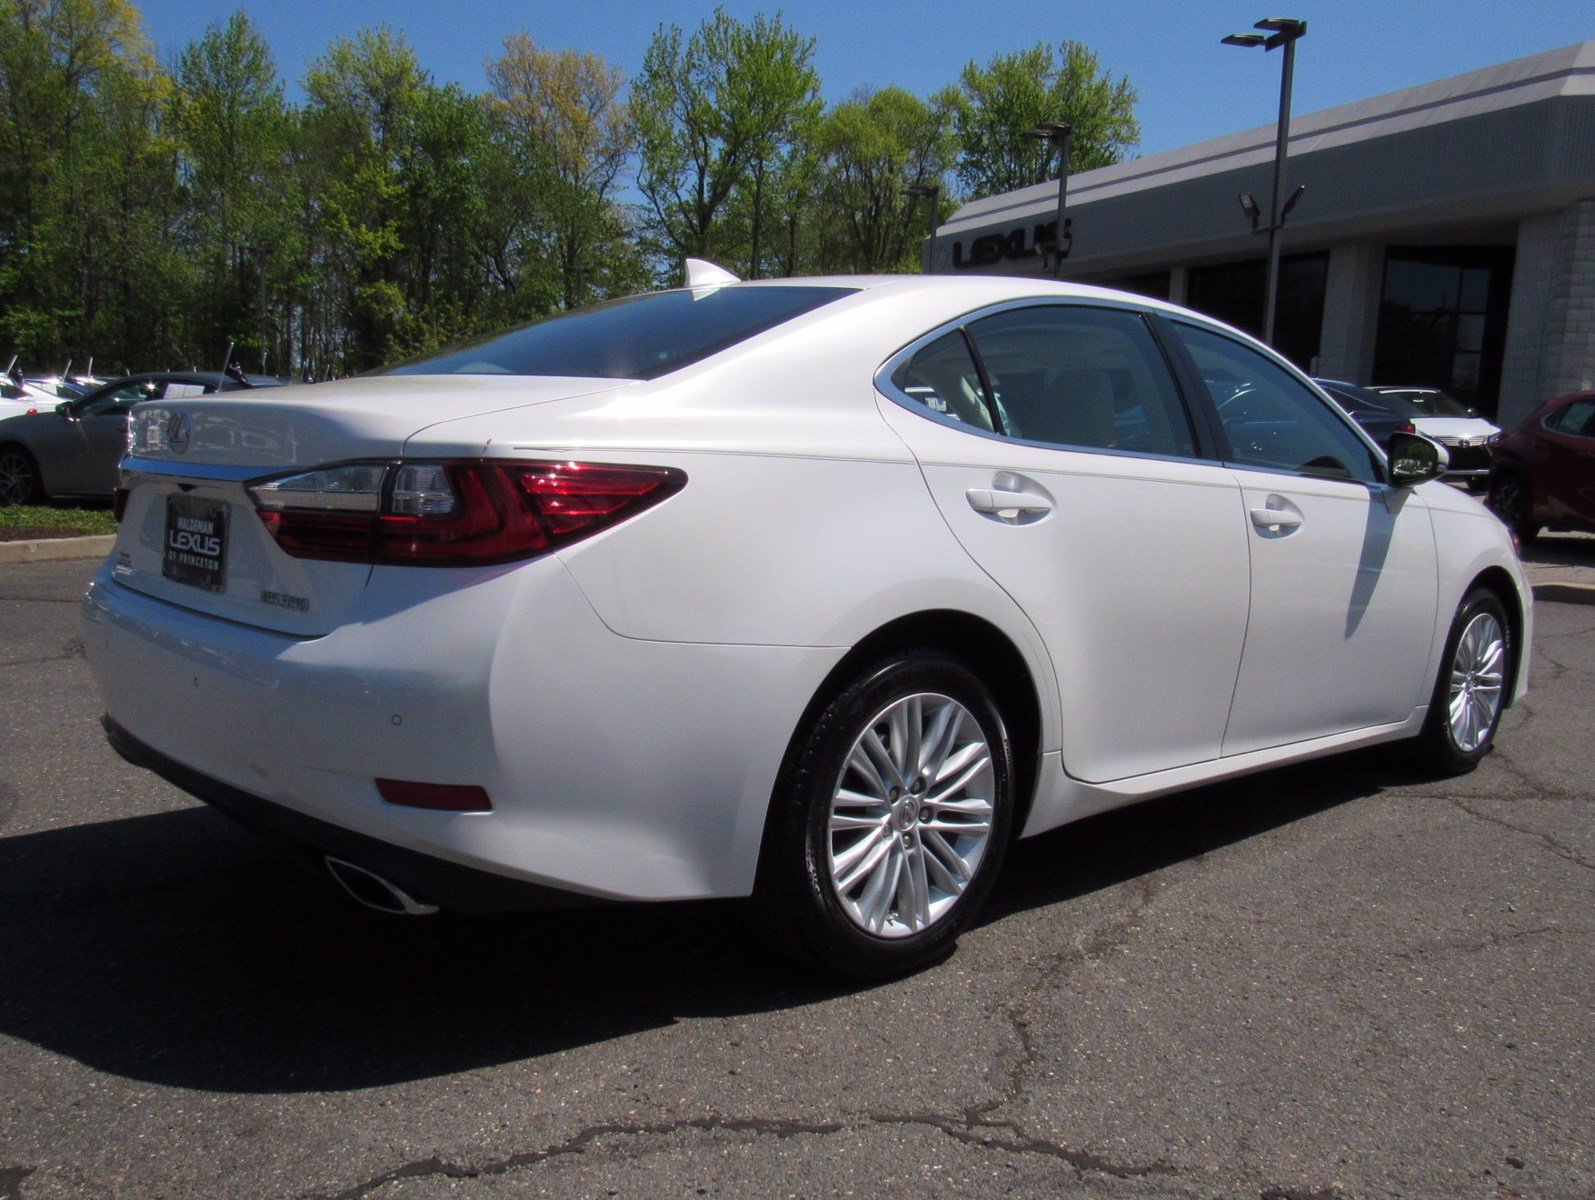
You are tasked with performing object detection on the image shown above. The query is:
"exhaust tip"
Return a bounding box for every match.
[324,856,439,916]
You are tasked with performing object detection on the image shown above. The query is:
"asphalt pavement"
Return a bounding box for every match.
[0,549,1590,1200]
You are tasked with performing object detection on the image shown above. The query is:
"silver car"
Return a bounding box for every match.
[0,371,280,505]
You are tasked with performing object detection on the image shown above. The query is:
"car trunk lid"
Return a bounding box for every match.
[109,374,633,636]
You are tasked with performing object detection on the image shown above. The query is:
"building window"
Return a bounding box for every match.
[1373,246,1514,417]
[1183,252,1328,371]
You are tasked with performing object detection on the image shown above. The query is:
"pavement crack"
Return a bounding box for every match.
[1449,798,1593,871]
[870,1112,1180,1182]
[311,1115,846,1200]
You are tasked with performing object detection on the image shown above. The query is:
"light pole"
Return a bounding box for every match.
[1222,16,1306,346]
[1022,121,1073,277]
[902,182,940,273]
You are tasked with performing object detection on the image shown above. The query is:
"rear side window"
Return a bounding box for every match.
[385,286,856,381]
[893,331,997,430]
[1175,323,1381,484]
[965,305,1197,457]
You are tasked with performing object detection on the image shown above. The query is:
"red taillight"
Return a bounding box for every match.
[376,778,492,812]
[1401,422,1416,433]
[253,459,685,566]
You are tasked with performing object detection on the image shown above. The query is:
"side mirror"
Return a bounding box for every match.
[55,400,77,421]
[1388,431,1448,488]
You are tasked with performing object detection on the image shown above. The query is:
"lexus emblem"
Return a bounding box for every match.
[167,412,191,454]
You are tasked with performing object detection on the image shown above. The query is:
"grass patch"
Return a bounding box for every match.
[0,503,118,540]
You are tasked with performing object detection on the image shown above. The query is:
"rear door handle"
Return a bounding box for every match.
[967,488,1053,515]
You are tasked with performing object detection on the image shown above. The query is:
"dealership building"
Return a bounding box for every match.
[929,40,1595,427]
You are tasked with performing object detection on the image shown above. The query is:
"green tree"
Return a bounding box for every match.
[947,40,1138,199]
[632,9,819,277]
[815,86,954,273]
[0,0,158,366]
[486,34,633,308]
[300,27,428,369]
[173,12,291,369]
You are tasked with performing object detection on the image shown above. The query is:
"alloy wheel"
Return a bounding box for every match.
[826,692,996,938]
[1448,610,1506,753]
[0,450,37,506]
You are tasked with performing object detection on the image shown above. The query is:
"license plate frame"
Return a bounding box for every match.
[162,494,229,593]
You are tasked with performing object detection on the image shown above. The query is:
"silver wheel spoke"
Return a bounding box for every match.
[833,831,890,892]
[830,810,886,831]
[847,740,892,800]
[929,743,992,802]
[917,702,957,777]
[901,841,932,930]
[922,829,972,891]
[855,843,902,932]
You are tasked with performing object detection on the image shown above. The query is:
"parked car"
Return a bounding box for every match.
[1312,378,1412,445]
[0,371,280,505]
[83,271,1531,978]
[1487,390,1595,543]
[0,379,64,418]
[1369,385,1500,488]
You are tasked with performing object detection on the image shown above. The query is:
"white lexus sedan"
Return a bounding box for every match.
[82,267,1531,978]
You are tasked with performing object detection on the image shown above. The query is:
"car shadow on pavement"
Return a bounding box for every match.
[1520,530,1595,566]
[0,746,1412,1095]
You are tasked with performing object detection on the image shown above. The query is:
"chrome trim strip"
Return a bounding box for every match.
[872,296,1223,471]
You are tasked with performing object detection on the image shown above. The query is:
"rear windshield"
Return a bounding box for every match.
[385,285,855,381]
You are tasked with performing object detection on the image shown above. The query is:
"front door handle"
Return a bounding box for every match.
[1249,505,1303,531]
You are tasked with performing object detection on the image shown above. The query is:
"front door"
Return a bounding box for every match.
[1167,321,1439,755]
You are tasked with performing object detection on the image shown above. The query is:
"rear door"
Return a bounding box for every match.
[877,302,1250,784]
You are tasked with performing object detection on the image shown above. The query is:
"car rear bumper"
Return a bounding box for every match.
[101,715,595,912]
[82,560,843,904]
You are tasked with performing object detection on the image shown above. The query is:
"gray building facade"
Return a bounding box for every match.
[930,41,1595,426]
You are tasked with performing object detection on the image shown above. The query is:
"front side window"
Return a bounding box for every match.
[1175,323,1381,484]
[79,382,160,417]
[1549,398,1595,438]
[386,286,856,381]
[963,305,1196,456]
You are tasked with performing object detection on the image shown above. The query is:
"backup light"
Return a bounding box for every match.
[249,459,685,566]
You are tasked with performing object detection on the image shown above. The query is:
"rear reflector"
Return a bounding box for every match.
[376,779,492,812]
[250,459,685,566]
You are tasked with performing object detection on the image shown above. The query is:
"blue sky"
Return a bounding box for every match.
[133,0,1593,156]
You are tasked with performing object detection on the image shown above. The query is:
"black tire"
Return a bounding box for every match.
[756,649,1014,979]
[1416,587,1512,775]
[1488,472,1538,545]
[0,444,42,507]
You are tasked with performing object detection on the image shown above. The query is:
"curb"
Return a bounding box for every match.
[1531,581,1595,607]
[0,534,115,566]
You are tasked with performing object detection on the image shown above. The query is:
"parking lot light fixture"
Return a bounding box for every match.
[1222,16,1307,346]
[903,182,941,273]
[1022,121,1074,278]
